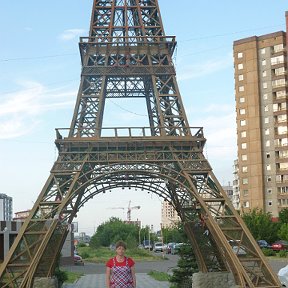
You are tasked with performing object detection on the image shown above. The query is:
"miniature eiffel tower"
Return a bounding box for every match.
[0,0,281,287]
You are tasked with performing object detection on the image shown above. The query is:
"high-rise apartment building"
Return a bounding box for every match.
[161,200,180,228]
[0,194,13,221]
[233,12,288,217]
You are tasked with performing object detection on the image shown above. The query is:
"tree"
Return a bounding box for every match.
[169,243,198,287]
[278,223,288,241]
[242,208,279,243]
[279,208,288,224]
[90,217,139,248]
[169,223,199,287]
[161,225,185,244]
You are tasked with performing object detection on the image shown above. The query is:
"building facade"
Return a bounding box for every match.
[161,200,180,228]
[233,12,288,217]
[232,160,240,211]
[0,194,13,221]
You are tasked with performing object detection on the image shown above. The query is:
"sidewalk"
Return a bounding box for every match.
[63,273,170,288]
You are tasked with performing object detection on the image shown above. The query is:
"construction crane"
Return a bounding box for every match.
[109,200,140,221]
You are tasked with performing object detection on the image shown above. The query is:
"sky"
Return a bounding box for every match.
[0,1,287,235]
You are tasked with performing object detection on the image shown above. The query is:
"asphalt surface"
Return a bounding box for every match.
[61,254,287,288]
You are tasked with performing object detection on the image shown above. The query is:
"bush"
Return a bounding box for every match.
[262,248,276,257]
[54,268,68,286]
[278,250,287,258]
[80,251,90,259]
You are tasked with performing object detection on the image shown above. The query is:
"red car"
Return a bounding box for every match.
[271,240,288,251]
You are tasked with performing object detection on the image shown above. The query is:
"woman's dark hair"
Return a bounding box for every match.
[115,240,127,250]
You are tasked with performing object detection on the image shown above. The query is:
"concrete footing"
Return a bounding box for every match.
[33,277,58,288]
[192,272,240,288]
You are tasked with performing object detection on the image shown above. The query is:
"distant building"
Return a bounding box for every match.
[161,200,180,228]
[13,210,30,221]
[232,160,240,211]
[223,183,233,202]
[0,221,23,261]
[0,194,13,221]
[233,11,288,217]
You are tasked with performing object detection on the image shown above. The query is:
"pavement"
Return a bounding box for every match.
[63,273,170,288]
[61,257,176,288]
[61,256,287,288]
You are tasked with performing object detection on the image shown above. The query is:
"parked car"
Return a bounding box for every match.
[74,253,84,266]
[228,240,246,256]
[257,240,271,249]
[278,265,288,287]
[143,240,153,251]
[153,242,165,252]
[271,240,288,251]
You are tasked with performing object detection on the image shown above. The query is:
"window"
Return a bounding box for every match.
[239,109,246,115]
[238,63,244,70]
[267,189,272,194]
[275,67,285,76]
[276,90,286,99]
[239,86,245,92]
[242,178,248,185]
[273,102,287,112]
[261,48,266,55]
[243,190,248,196]
[263,82,268,89]
[274,44,284,53]
[238,74,244,81]
[238,52,243,58]
[266,164,271,171]
[267,176,272,182]
[265,128,270,135]
[243,201,250,208]
[277,115,287,123]
[264,117,269,124]
[272,78,286,88]
[266,140,270,147]
[240,120,246,126]
[241,154,247,161]
[277,126,288,135]
[271,55,284,65]
[242,166,248,173]
[263,93,268,100]
[268,201,272,206]
[266,152,270,158]
[262,59,266,66]
[279,163,288,170]
[241,131,247,138]
[264,105,269,112]
[241,143,247,149]
[262,71,267,77]
[239,97,245,103]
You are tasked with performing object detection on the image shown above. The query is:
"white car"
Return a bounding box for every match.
[278,265,288,287]
[153,242,165,252]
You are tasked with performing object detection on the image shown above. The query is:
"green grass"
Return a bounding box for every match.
[64,271,84,283]
[77,246,164,263]
[147,270,170,282]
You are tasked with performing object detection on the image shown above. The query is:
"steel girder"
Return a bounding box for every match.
[0,135,281,287]
[0,0,282,287]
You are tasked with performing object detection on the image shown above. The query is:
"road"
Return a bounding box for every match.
[62,253,179,275]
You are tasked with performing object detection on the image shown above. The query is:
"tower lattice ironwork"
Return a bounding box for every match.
[0,0,281,287]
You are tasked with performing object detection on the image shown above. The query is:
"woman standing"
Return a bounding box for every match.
[106,241,136,288]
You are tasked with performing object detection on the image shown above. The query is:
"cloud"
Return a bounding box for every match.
[176,53,233,81]
[0,81,76,139]
[59,29,86,41]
